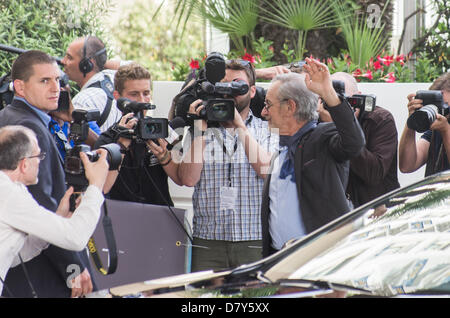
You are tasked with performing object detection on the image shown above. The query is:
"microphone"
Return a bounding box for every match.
[116,97,156,115]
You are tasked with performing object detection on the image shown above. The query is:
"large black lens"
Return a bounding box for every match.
[407,105,438,133]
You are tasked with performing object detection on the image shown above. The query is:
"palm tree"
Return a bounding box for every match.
[259,0,338,60]
[155,0,394,64]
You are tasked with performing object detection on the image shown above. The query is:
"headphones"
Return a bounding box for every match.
[79,36,107,77]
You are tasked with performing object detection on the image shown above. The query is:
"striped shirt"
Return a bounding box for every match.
[192,111,278,241]
[72,70,122,132]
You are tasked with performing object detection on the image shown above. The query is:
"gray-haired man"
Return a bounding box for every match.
[254,58,365,257]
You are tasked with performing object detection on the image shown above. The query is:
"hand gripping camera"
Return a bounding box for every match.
[331,80,376,117]
[116,98,168,141]
[407,90,450,133]
[65,109,122,193]
[175,52,249,125]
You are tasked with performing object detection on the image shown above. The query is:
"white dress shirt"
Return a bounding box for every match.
[72,70,122,133]
[0,171,104,294]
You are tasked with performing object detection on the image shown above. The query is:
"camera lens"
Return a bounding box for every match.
[211,103,229,120]
[407,105,438,133]
[145,123,161,134]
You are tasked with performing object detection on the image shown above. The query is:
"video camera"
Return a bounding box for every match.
[407,90,450,133]
[175,52,249,125]
[65,109,122,193]
[116,98,169,141]
[331,80,376,115]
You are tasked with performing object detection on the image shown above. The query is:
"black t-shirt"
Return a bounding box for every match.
[108,141,173,206]
[421,130,450,176]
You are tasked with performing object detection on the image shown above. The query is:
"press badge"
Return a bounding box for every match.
[220,186,238,210]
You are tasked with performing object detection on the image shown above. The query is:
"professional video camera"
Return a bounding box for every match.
[116,97,169,141]
[175,52,249,125]
[331,80,376,115]
[407,90,450,133]
[65,109,122,193]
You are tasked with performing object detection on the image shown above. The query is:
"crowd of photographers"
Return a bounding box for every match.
[0,35,448,297]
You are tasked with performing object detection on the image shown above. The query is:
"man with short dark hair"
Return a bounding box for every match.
[178,59,278,271]
[0,50,95,298]
[0,125,109,297]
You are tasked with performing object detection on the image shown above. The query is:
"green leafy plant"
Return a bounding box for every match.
[326,52,413,83]
[0,0,113,77]
[332,0,389,67]
[281,41,296,64]
[260,0,337,60]
[112,0,204,81]
[198,0,259,53]
[414,54,444,83]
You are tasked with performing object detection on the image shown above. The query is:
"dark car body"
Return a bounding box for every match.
[101,171,450,298]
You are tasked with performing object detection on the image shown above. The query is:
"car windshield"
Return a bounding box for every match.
[264,172,450,296]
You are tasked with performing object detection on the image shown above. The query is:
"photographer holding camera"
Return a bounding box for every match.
[178,55,278,271]
[0,125,109,297]
[0,50,97,298]
[322,72,400,208]
[399,72,450,176]
[94,63,181,205]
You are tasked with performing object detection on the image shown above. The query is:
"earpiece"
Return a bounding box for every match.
[78,36,106,77]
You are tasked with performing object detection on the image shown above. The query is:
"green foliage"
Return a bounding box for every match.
[0,0,113,77]
[260,0,337,59]
[325,52,413,83]
[196,0,259,53]
[280,41,296,64]
[411,0,449,73]
[414,54,444,83]
[250,37,276,68]
[112,0,204,81]
[332,0,389,67]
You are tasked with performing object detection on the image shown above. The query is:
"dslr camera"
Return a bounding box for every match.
[116,98,169,141]
[407,90,450,133]
[65,109,122,192]
[331,80,376,116]
[175,52,249,125]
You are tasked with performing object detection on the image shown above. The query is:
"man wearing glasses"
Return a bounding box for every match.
[0,125,109,297]
[178,59,279,271]
[0,50,96,297]
[254,58,364,257]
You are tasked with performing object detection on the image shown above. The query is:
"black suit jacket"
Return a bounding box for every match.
[261,100,365,257]
[0,98,89,298]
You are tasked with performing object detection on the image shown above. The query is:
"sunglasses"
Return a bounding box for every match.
[288,60,306,69]
[226,59,252,68]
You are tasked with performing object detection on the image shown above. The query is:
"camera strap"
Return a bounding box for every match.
[87,200,118,275]
[87,76,114,128]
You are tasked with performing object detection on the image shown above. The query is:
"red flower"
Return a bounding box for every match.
[362,70,373,80]
[242,52,256,64]
[373,60,383,70]
[385,72,396,83]
[395,54,405,65]
[378,55,394,66]
[352,68,362,77]
[189,58,200,70]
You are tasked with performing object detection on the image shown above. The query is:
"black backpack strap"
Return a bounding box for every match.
[87,76,115,128]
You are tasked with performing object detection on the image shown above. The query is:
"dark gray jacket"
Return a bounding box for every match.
[261,100,365,257]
